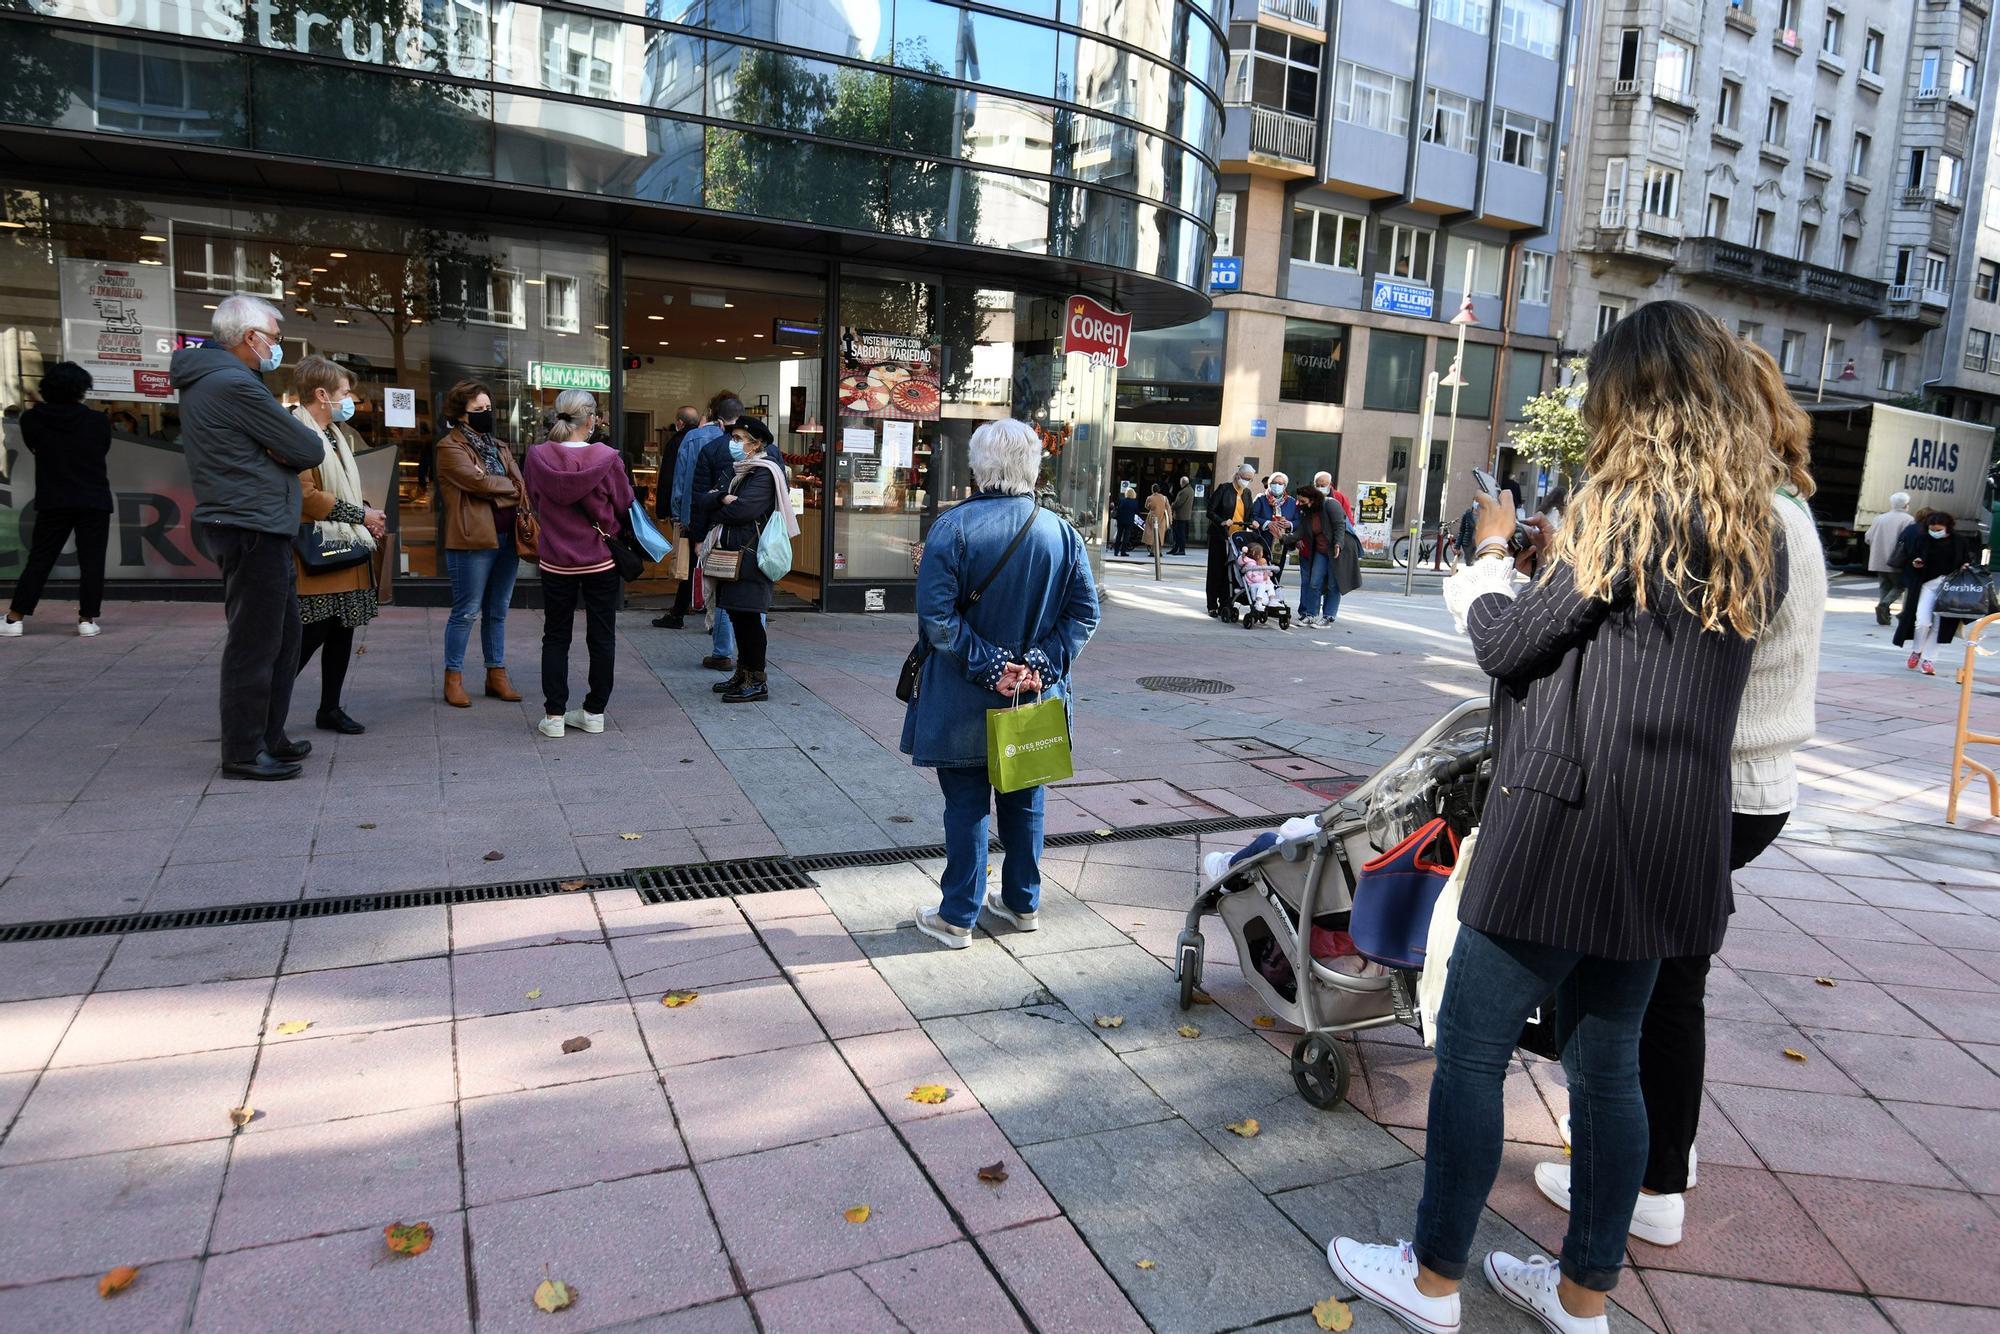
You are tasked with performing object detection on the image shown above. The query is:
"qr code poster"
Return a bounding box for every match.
[384,387,417,429]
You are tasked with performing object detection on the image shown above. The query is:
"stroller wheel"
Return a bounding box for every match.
[1291,1035,1351,1110]
[1174,932,1205,1011]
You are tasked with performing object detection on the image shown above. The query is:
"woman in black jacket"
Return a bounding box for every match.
[1328,302,1786,1334]
[4,363,113,639]
[1891,510,1973,675]
[707,422,787,703]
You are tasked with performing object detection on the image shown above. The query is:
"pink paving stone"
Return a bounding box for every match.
[461,1071,688,1207]
[1738,970,1938,1037]
[0,936,117,1003]
[1821,938,2000,991]
[0,1260,201,1332]
[210,1103,461,1251]
[1625,1163,1864,1290]
[698,1125,960,1290]
[752,1271,899,1332]
[637,1298,759,1333]
[611,921,781,992]
[0,1046,255,1166]
[736,888,831,923]
[452,894,602,953]
[976,1216,1149,1334]
[1956,949,2000,986]
[99,922,292,991]
[1786,1174,2000,1305]
[0,1070,33,1128]
[1700,1018,1860,1095]
[1734,867,1858,902]
[1809,1030,2000,1108]
[1693,1090,1769,1170]
[1790,846,1918,880]
[1885,1102,2000,1192]
[666,1043,883,1162]
[0,994,81,1073]
[0,1141,229,1284]
[1641,1271,1895,1333]
[1764,897,1927,944]
[1892,909,2000,953]
[857,1240,1031,1333]
[1837,877,1983,914]
[899,1109,1061,1236]
[246,1023,458,1128]
[789,960,918,1040]
[1707,1084,1957,1187]
[760,913,867,969]
[48,978,270,1068]
[640,975,824,1069]
[455,999,652,1098]
[1877,1298,2000,1333]
[193,1214,471,1334]
[1894,985,2000,1044]
[265,956,453,1040]
[467,1171,736,1334]
[451,940,627,1018]
[598,891,745,938]
[836,1028,983,1126]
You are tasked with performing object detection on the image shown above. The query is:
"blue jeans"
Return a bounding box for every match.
[935,766,1045,929]
[711,606,765,659]
[1415,925,1661,1293]
[1298,552,1340,620]
[444,536,519,672]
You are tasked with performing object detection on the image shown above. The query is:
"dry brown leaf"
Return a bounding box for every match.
[525,988,543,1000]
[1176,1024,1201,1039]
[1814,977,1838,988]
[274,1019,312,1036]
[976,1161,1009,1184]
[384,1222,434,1257]
[843,1205,871,1224]
[532,1278,575,1313]
[483,850,505,861]
[660,990,699,1008]
[357,822,377,830]
[618,832,643,841]
[1134,1259,1156,1270]
[1253,1015,1276,1029]
[1094,1015,1126,1029]
[353,644,366,655]
[1190,989,1215,1005]
[907,1085,953,1105]
[558,878,590,892]
[560,1036,592,1054]
[227,1106,256,1129]
[1225,1117,1260,1138]
[1312,1295,1355,1331]
[1783,1047,1808,1063]
[97,1266,138,1298]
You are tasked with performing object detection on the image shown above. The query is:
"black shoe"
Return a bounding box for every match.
[222,751,304,781]
[1875,605,1892,625]
[712,670,746,694]
[316,707,365,735]
[652,613,685,629]
[267,737,312,761]
[723,672,768,704]
[701,655,735,672]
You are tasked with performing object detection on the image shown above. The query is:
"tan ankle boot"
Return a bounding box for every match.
[443,670,471,708]
[484,667,522,702]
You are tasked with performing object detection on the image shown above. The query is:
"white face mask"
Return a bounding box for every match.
[1929,528,1948,539]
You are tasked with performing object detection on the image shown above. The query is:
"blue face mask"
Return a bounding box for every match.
[332,395,356,423]
[254,332,283,374]
[1270,482,1287,496]
[728,439,746,461]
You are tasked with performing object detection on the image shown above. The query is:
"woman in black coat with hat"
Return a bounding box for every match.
[705,421,791,703]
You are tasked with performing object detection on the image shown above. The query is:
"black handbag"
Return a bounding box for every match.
[593,522,646,581]
[293,522,371,572]
[1934,566,1999,620]
[897,503,1042,705]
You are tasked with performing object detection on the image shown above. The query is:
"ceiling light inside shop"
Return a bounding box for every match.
[334,319,350,326]
[734,356,747,361]
[753,334,764,338]
[0,221,27,230]
[411,319,424,325]
[689,290,727,309]
[525,278,544,285]
[594,324,609,331]
[311,266,328,273]
[647,315,664,321]
[329,251,347,259]
[138,259,162,265]
[298,279,313,286]
[140,233,165,242]
[714,338,726,343]
[295,307,307,314]
[658,340,669,346]
[202,304,217,310]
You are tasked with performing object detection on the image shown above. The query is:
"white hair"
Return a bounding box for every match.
[1313,471,1333,488]
[212,294,282,348]
[547,389,597,440]
[1890,491,1911,511]
[968,418,1043,495]
[1268,471,1289,486]
[1236,462,1256,478]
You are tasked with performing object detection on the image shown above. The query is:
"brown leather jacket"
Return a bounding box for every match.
[436,426,525,551]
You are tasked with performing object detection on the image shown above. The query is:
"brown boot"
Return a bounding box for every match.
[484,667,522,702]
[443,670,471,708]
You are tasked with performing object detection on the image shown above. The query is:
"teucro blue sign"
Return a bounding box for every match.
[1209,255,1242,291]
[1371,277,1436,319]
[1250,418,1268,438]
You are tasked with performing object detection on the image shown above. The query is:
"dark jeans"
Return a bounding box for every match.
[298,620,355,713]
[1637,810,1790,1193]
[1298,551,1341,621]
[1170,518,1188,554]
[10,506,110,620]
[1416,925,1661,1292]
[541,568,621,715]
[935,765,1045,929]
[727,608,767,672]
[670,549,694,616]
[1206,532,1233,612]
[205,525,302,763]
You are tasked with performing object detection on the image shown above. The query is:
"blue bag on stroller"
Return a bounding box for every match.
[1348,816,1459,969]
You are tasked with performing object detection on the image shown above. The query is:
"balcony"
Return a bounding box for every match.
[1724,8,1756,34]
[1845,173,1872,194]
[1804,157,1834,180]
[1612,79,1640,97]
[1712,124,1745,149]
[1246,106,1316,171]
[1899,186,1933,209]
[1759,142,1793,166]
[1773,28,1802,54]
[1583,210,1679,268]
[1882,284,1947,331]
[1258,0,1324,28]
[1857,70,1884,94]
[1678,237,1888,315]
[1914,87,1944,105]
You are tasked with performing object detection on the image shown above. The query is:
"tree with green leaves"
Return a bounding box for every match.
[1508,357,1590,483]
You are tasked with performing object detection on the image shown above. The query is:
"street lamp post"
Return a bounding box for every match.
[1404,370,1441,598]
[1405,250,1481,594]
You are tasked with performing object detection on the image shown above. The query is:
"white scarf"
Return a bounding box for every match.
[729,454,800,539]
[291,406,375,551]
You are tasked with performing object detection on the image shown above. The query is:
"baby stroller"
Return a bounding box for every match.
[1223,529,1292,630]
[1174,700,1491,1108]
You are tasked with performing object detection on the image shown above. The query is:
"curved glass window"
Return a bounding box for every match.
[251,65,493,176]
[707,43,896,145]
[3,23,249,146]
[705,0,890,62]
[494,94,702,204]
[703,125,889,228]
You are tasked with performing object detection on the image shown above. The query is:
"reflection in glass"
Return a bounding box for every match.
[962,170,1050,252]
[494,95,701,204]
[705,0,889,61]
[640,25,705,116]
[704,126,888,226]
[251,64,493,176]
[0,22,249,145]
[709,42,893,144]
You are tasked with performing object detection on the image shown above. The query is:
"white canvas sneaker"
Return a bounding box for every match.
[913,906,972,950]
[1482,1251,1608,1334]
[563,708,605,734]
[76,620,101,637]
[1532,1162,1685,1246]
[0,618,21,637]
[982,889,1039,932]
[536,715,566,739]
[1326,1238,1460,1334]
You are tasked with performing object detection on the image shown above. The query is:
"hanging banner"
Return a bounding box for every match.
[1355,481,1397,558]
[838,328,941,421]
[58,259,175,400]
[1060,295,1132,368]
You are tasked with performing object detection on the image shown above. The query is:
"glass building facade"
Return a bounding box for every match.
[0,0,1222,610]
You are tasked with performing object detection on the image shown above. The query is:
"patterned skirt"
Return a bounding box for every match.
[300,587,378,629]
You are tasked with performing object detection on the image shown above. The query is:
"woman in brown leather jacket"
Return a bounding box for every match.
[435,380,533,706]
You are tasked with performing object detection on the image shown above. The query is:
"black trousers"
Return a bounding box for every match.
[541,568,620,715]
[10,506,111,620]
[205,525,302,763]
[1637,810,1790,1193]
[727,608,767,673]
[298,620,355,713]
[1205,530,1233,612]
[1170,518,1188,554]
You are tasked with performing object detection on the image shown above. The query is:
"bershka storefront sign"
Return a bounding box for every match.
[1061,296,1132,368]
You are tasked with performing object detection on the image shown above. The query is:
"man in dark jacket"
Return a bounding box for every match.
[171,294,324,782]
[651,404,702,628]
[1206,463,1255,616]
[1170,475,1194,554]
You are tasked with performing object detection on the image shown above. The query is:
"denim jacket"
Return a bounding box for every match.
[900,492,1100,769]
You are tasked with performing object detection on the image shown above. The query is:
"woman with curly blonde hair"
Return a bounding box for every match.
[1329,301,1787,1334]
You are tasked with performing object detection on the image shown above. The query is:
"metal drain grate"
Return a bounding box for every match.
[1137,675,1235,694]
[631,858,817,902]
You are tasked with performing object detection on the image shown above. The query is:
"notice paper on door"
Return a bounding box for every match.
[841,426,876,456]
[881,419,914,469]
[384,387,417,429]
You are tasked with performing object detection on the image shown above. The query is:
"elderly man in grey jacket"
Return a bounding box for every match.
[171,294,325,781]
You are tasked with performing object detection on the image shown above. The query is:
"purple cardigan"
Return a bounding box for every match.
[522,441,634,574]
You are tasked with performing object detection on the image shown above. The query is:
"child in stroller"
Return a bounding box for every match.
[1224,530,1292,630]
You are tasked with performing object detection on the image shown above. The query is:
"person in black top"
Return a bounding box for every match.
[1891,509,1976,673]
[5,362,114,639]
[651,404,703,629]
[1205,463,1256,616]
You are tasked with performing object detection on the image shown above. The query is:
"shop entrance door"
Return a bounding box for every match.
[619,256,826,607]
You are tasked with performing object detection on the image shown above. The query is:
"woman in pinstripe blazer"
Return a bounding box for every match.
[1329,303,1788,1334]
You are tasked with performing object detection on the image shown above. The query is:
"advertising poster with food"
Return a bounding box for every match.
[839,328,942,421]
[1355,481,1396,558]
[58,258,175,400]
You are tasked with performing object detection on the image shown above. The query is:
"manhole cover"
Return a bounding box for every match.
[1137,676,1235,695]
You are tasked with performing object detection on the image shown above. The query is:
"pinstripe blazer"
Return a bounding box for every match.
[1459,550,1781,961]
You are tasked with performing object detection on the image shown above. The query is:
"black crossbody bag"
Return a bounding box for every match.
[896,503,1040,705]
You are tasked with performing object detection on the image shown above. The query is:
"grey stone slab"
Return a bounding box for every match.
[1019,1118,1329,1334]
[1066,860,1202,912]
[924,1006,1173,1146]
[815,863,948,935]
[0,935,117,1001]
[987,883,1130,958]
[1025,942,1246,1053]
[283,907,451,973]
[858,928,1047,1020]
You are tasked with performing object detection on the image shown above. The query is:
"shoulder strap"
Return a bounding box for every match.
[960,501,1040,613]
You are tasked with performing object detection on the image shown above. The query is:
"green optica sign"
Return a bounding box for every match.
[528,362,612,393]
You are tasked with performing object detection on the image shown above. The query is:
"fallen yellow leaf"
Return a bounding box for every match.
[1226,1117,1260,1138]
[660,990,699,1008]
[1312,1295,1355,1331]
[97,1266,138,1298]
[1253,1015,1276,1029]
[907,1085,953,1105]
[1191,989,1215,1005]
[1177,1024,1201,1039]
[384,1222,434,1257]
[1093,827,1114,837]
[558,878,590,892]
[525,988,543,1000]
[274,1020,312,1036]
[533,1278,575,1313]
[619,832,643,841]
[843,1205,871,1224]
[1814,977,1838,988]
[1135,1259,1156,1270]
[227,1106,255,1129]
[1094,1015,1125,1029]
[1783,1048,1808,1063]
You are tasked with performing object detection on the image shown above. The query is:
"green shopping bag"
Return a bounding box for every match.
[986,693,1074,794]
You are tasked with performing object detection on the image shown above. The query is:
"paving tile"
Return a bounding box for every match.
[836,1027,984,1127]
[1892,909,2000,953]
[1707,1084,1957,1187]
[813,863,944,934]
[667,1043,882,1162]
[98,923,290,991]
[854,1240,1030,1333]
[194,1214,471,1334]
[0,1141,229,1284]
[611,921,781,992]
[0,937,116,1002]
[461,1071,687,1207]
[468,1172,736,1334]
[211,1104,461,1250]
[0,1047,255,1166]
[1622,1163,1864,1289]
[1700,1018,1861,1095]
[898,1109,1060,1236]
[621,1298,760,1333]
[1810,1030,2000,1109]
[759,912,867,969]
[1885,1101,2000,1193]
[976,1217,1148,1334]
[0,994,81,1074]
[50,979,270,1068]
[639,975,825,1069]
[1024,941,1251,1055]
[1765,897,1926,943]
[451,940,627,1017]
[143,857,310,911]
[789,960,918,1040]
[304,847,453,896]
[456,999,652,1098]
[1820,938,2000,992]
[451,894,602,953]
[1894,986,2000,1044]
[1790,846,1918,880]
[1838,876,1985,914]
[1642,1271,1894,1333]
[1735,867,1858,902]
[857,929,1047,1020]
[1786,1174,2000,1305]
[0,1260,202,1333]
[599,892,745,939]
[266,957,452,1040]
[1876,1298,2000,1333]
[246,1024,457,1127]
[1357,1040,1559,1143]
[1022,1117,1329,1332]
[700,1125,960,1290]
[985,882,1134,958]
[925,1006,1172,1146]
[751,1271,898,1332]
[1955,949,2000,987]
[736,887,830,923]
[1699,963,1787,1023]
[1738,970,1938,1037]
[282,906,450,973]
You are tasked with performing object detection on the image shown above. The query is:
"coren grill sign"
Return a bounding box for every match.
[1061,295,1132,369]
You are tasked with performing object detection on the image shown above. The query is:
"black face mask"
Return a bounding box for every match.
[466,409,496,435]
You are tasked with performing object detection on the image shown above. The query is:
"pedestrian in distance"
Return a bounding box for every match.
[685,395,748,672]
[288,355,386,735]
[1112,482,1141,556]
[1329,300,1786,1334]
[1170,474,1195,554]
[1538,485,1570,531]
[651,404,703,628]
[1252,471,1299,557]
[1864,491,1915,625]
[523,390,633,738]
[1892,509,1974,675]
[171,294,325,782]
[903,418,1099,950]
[1292,483,1353,627]
[3,362,112,639]
[1206,463,1256,617]
[706,421,797,704]
[1144,482,1172,557]
[1313,471,1355,525]
[435,380,530,708]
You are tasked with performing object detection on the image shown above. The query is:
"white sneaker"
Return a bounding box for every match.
[1202,850,1234,884]
[563,708,605,734]
[913,906,972,950]
[1556,1116,1695,1188]
[76,620,101,637]
[1482,1251,1608,1334]
[1532,1162,1684,1247]
[982,889,1039,932]
[1326,1238,1460,1334]
[0,618,21,637]
[536,715,566,739]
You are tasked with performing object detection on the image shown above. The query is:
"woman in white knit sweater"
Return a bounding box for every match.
[1531,342,1827,1248]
